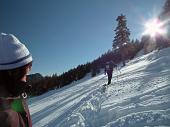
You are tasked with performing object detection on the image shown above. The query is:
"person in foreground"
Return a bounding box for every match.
[0,33,33,127]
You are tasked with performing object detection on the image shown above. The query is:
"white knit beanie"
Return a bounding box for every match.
[0,33,33,70]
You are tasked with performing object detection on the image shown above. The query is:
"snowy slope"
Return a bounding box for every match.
[29,48,170,127]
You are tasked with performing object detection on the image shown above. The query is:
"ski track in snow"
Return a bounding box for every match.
[29,48,170,127]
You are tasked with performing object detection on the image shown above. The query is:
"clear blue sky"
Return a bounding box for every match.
[0,0,165,76]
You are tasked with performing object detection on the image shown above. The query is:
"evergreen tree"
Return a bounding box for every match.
[112,14,130,66]
[158,0,170,48]
[112,14,130,50]
[160,0,170,19]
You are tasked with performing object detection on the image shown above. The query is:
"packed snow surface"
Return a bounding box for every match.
[29,48,170,127]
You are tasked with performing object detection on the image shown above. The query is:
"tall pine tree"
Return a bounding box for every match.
[112,14,131,66]
[112,14,130,50]
[158,0,170,48]
[161,0,170,37]
[160,0,170,19]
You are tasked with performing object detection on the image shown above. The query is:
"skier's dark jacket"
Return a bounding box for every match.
[0,81,32,127]
[105,61,117,74]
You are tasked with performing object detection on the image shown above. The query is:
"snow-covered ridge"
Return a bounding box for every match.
[29,47,170,127]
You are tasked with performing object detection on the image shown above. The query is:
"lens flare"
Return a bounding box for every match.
[142,18,167,38]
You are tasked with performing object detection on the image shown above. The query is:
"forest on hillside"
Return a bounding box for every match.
[28,0,170,96]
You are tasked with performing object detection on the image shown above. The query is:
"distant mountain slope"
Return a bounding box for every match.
[27,73,43,84]
[29,47,170,127]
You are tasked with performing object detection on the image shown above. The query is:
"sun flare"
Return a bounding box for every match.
[143,18,167,38]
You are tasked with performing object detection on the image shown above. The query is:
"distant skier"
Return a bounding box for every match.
[105,61,117,85]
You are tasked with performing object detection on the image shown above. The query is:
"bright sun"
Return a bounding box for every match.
[143,18,167,38]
